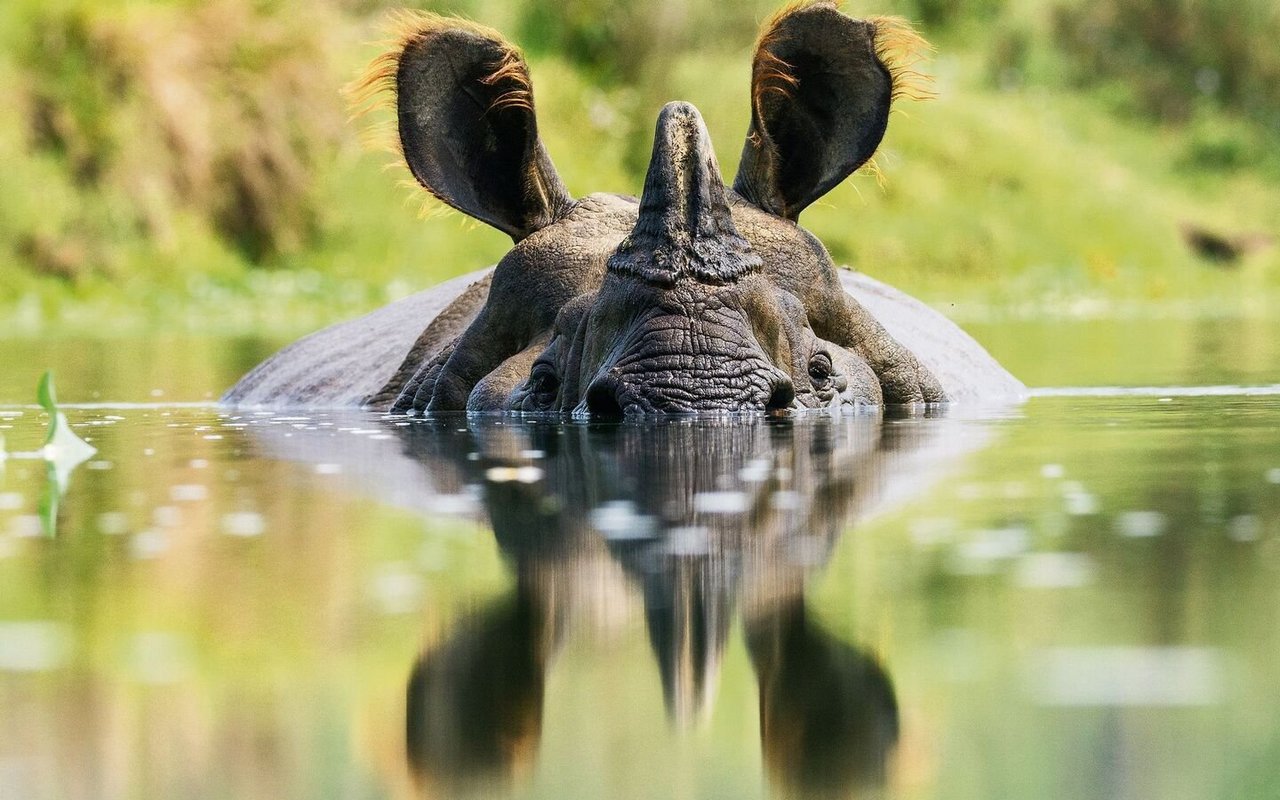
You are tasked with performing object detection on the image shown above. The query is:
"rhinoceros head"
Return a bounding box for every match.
[358,2,944,416]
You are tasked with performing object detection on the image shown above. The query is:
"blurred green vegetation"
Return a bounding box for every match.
[0,0,1277,336]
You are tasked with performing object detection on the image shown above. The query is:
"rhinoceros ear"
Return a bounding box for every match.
[354,14,573,241]
[733,3,932,221]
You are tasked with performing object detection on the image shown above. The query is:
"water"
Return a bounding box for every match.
[1,319,1279,800]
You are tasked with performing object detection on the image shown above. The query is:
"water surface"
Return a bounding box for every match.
[1,322,1279,800]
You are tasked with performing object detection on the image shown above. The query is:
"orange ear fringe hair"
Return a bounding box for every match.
[344,11,533,219]
[753,1,936,103]
[346,3,934,212]
[753,1,936,186]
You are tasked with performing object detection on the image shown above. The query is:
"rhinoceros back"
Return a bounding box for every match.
[221,268,493,408]
[839,270,1025,405]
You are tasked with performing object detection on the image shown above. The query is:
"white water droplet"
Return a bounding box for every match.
[1228,515,1262,543]
[97,512,129,535]
[693,491,749,514]
[485,466,543,484]
[130,530,168,559]
[152,506,181,528]
[1015,553,1096,588]
[169,485,208,502]
[591,501,657,540]
[9,516,42,538]
[1115,511,1166,538]
[952,526,1029,572]
[1030,647,1224,707]
[127,632,192,684]
[666,526,711,556]
[221,512,266,538]
[426,494,479,515]
[0,622,73,672]
[738,459,771,483]
[1064,486,1100,516]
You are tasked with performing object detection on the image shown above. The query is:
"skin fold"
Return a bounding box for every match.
[362,3,950,417]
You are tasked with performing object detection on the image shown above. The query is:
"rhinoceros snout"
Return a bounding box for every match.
[578,366,795,418]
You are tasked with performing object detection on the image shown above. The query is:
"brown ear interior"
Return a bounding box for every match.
[352,14,573,241]
[734,3,931,220]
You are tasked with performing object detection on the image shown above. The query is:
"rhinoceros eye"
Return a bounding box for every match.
[808,352,833,389]
[530,362,560,409]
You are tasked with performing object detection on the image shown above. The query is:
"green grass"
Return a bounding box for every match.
[1,0,1277,337]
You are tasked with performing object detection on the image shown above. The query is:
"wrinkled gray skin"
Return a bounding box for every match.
[224,3,1026,414]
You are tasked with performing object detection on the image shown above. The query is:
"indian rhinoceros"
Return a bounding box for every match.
[224,1,1025,414]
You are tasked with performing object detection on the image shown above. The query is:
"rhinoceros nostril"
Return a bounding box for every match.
[585,381,625,418]
[765,377,796,412]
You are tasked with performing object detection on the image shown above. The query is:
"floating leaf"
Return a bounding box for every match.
[38,370,57,446]
[33,370,96,537]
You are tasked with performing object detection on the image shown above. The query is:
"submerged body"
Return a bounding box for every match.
[224,3,1025,414]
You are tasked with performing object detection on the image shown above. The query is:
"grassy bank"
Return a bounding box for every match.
[1,0,1277,337]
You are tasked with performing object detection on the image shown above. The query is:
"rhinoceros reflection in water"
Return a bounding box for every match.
[378,415,976,799]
